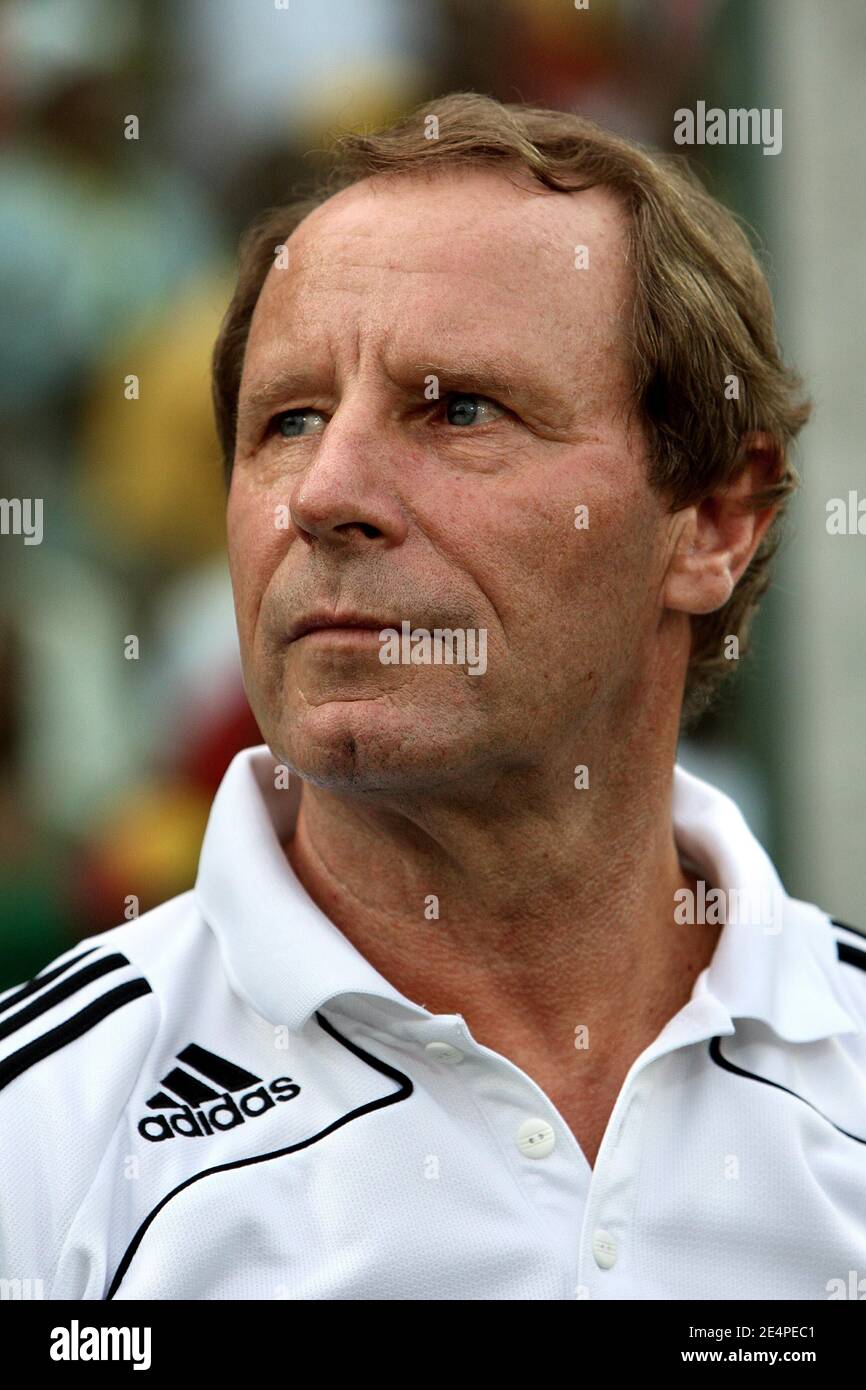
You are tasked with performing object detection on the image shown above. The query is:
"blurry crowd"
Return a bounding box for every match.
[0,0,731,986]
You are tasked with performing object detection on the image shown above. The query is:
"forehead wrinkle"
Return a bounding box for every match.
[260,185,632,345]
[281,208,575,301]
[262,251,535,304]
[292,179,629,282]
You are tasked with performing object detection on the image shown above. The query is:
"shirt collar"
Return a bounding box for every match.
[194,744,429,1031]
[672,763,857,1042]
[195,744,857,1042]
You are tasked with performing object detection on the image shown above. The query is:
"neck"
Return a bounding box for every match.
[284,718,719,1072]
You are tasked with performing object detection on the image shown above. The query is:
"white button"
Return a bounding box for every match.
[592,1228,617,1269]
[425,1041,464,1064]
[516,1117,556,1158]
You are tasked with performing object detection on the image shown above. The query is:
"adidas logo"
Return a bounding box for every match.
[138,1042,300,1142]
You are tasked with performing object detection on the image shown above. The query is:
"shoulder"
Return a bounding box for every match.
[818,914,866,1033]
[0,891,217,1287]
[828,916,866,983]
[829,915,866,954]
[0,891,212,1094]
[0,889,228,1106]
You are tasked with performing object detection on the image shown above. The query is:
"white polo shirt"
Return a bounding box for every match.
[1,743,864,1301]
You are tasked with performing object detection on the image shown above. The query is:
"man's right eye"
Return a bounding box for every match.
[273,409,327,438]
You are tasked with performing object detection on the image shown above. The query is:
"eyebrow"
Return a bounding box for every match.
[236,351,568,430]
[236,366,324,430]
[413,359,565,412]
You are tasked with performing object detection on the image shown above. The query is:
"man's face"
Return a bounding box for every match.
[227,167,677,796]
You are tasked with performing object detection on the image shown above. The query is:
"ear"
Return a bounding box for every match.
[663,432,783,616]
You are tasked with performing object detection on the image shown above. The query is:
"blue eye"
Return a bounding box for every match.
[275,410,326,438]
[445,394,502,426]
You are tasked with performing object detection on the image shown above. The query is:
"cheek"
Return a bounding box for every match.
[226,478,290,641]
[496,467,659,648]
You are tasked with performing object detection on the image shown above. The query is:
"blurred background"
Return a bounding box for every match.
[0,0,863,986]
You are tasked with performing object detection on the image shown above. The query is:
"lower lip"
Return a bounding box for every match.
[295,626,383,644]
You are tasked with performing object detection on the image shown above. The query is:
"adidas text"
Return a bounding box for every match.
[138,1077,300,1141]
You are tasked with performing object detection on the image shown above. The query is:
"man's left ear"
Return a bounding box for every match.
[663,432,783,617]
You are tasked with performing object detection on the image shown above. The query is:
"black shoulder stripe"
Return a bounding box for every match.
[831,919,866,974]
[0,945,99,1017]
[0,978,153,1095]
[837,939,866,974]
[832,917,866,941]
[0,953,131,1045]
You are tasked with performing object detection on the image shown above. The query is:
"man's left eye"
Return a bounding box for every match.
[444,393,504,427]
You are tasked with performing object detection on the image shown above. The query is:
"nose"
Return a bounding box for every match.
[289,405,409,553]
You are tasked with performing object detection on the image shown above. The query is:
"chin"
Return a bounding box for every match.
[269,700,420,788]
[264,698,474,798]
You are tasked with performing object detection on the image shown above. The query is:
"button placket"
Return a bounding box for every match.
[396,1014,601,1293]
[576,1076,646,1294]
[576,1004,736,1296]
